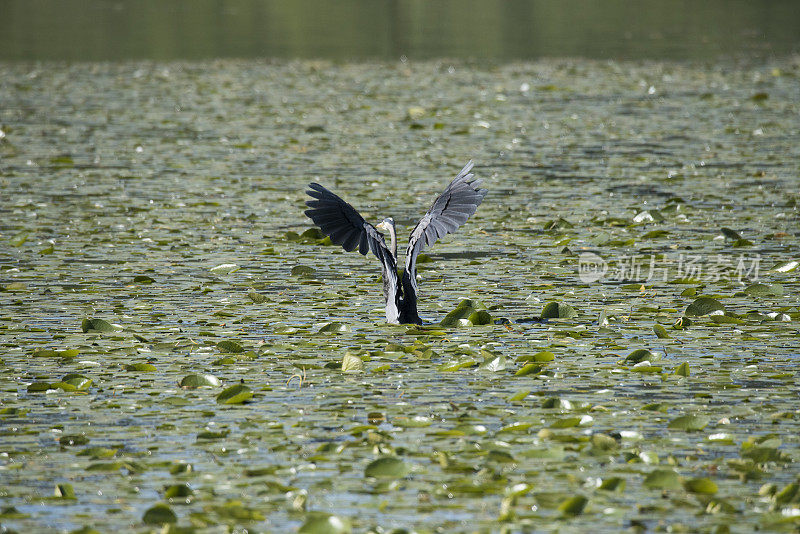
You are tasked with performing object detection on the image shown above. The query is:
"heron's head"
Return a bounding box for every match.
[376,217,395,232]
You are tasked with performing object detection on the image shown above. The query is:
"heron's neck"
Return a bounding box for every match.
[386,221,397,259]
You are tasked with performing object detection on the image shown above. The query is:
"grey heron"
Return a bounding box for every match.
[304,161,487,324]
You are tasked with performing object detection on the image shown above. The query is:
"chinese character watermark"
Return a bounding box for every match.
[577,252,761,284]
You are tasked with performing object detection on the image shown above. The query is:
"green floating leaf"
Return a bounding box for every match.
[209,263,239,275]
[341,352,364,372]
[550,417,582,429]
[81,318,122,333]
[508,390,530,402]
[479,351,506,372]
[668,414,709,431]
[216,384,253,405]
[772,260,798,273]
[59,434,89,446]
[32,348,78,358]
[196,430,230,441]
[643,469,681,490]
[55,374,92,391]
[133,275,155,284]
[543,217,573,230]
[685,296,724,316]
[319,322,349,333]
[591,433,618,451]
[497,421,533,434]
[624,349,659,364]
[0,506,29,519]
[642,229,669,238]
[709,314,743,325]
[488,449,516,463]
[27,381,53,393]
[653,324,670,339]
[247,289,268,303]
[125,363,156,372]
[541,302,578,319]
[743,283,784,297]
[517,351,555,363]
[774,482,799,505]
[364,457,410,478]
[9,232,28,247]
[291,265,317,277]
[720,228,742,241]
[468,310,493,325]
[515,363,542,377]
[674,362,690,377]
[54,483,76,499]
[216,340,244,353]
[598,477,626,491]
[558,495,588,516]
[393,416,432,428]
[142,503,177,525]
[4,282,26,291]
[180,374,220,388]
[164,483,193,499]
[683,477,718,494]
[741,446,788,463]
[440,299,486,327]
[298,513,352,534]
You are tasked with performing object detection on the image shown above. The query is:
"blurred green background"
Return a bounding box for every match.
[2,0,799,61]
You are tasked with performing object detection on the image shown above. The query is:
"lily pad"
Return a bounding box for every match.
[125,363,156,372]
[55,374,92,391]
[209,263,239,275]
[440,299,486,327]
[365,457,410,478]
[674,362,690,377]
[541,302,578,319]
[467,309,493,325]
[291,265,317,277]
[558,495,588,516]
[668,414,709,431]
[643,469,681,490]
[180,374,221,388]
[743,283,784,297]
[624,349,659,364]
[683,477,718,494]
[216,340,245,353]
[298,513,352,534]
[685,297,725,316]
[81,318,122,333]
[216,384,253,405]
[341,352,364,372]
[142,503,177,525]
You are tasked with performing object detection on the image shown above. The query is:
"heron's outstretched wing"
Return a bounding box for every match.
[404,161,487,292]
[304,183,397,272]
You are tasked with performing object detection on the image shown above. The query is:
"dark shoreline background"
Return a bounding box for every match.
[2,0,799,62]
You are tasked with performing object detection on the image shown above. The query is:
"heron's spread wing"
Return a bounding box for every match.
[304,183,397,272]
[405,161,487,291]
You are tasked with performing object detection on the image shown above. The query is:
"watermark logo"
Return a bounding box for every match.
[577,252,761,283]
[578,252,608,283]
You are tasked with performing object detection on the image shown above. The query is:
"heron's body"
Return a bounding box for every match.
[304,161,487,324]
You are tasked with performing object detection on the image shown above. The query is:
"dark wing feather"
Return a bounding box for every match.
[304,182,396,268]
[404,161,487,292]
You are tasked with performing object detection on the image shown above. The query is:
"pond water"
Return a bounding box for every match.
[1,54,799,531]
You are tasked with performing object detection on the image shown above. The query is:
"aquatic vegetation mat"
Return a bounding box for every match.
[0,57,799,532]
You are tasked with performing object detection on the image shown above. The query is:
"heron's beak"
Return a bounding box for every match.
[376,221,388,231]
